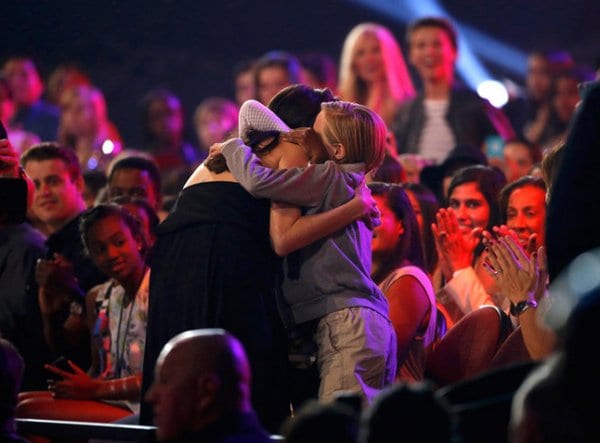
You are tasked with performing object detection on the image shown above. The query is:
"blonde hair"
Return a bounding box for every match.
[338,23,415,108]
[320,101,387,172]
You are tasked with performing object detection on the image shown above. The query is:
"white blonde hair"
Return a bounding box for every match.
[338,22,415,106]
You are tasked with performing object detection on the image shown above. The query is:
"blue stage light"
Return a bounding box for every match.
[347,0,526,106]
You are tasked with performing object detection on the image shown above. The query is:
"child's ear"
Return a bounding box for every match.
[333,143,346,161]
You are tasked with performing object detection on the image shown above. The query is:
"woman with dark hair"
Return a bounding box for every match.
[401,182,439,277]
[433,165,507,326]
[369,182,437,382]
[446,165,506,235]
[17,203,150,423]
[267,84,335,128]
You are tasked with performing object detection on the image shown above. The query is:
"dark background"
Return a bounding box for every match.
[2,0,598,147]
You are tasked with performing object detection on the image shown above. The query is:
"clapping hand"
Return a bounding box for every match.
[482,233,545,303]
[432,207,483,280]
[491,224,538,257]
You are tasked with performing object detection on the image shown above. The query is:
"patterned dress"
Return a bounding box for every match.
[90,269,150,379]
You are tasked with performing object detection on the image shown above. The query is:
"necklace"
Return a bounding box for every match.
[114,292,136,378]
[113,267,147,378]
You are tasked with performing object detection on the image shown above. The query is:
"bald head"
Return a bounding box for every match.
[146,329,253,441]
[161,329,251,395]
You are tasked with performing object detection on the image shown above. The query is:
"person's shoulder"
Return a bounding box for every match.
[580,79,600,103]
[2,222,46,245]
[393,95,423,129]
[87,278,114,299]
[45,221,73,252]
[22,224,47,253]
[32,99,60,117]
[384,265,426,285]
[450,87,493,115]
[308,160,348,177]
[397,264,430,279]
[58,213,86,241]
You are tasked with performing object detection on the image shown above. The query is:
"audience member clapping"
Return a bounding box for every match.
[432,165,507,326]
[482,233,556,360]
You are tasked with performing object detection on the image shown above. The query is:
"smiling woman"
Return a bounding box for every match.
[432,165,507,325]
[338,22,415,127]
[498,175,547,251]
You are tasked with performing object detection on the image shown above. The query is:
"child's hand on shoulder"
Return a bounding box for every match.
[207,143,224,159]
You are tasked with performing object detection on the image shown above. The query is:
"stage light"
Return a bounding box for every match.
[102,139,115,154]
[477,80,509,108]
[347,0,528,97]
